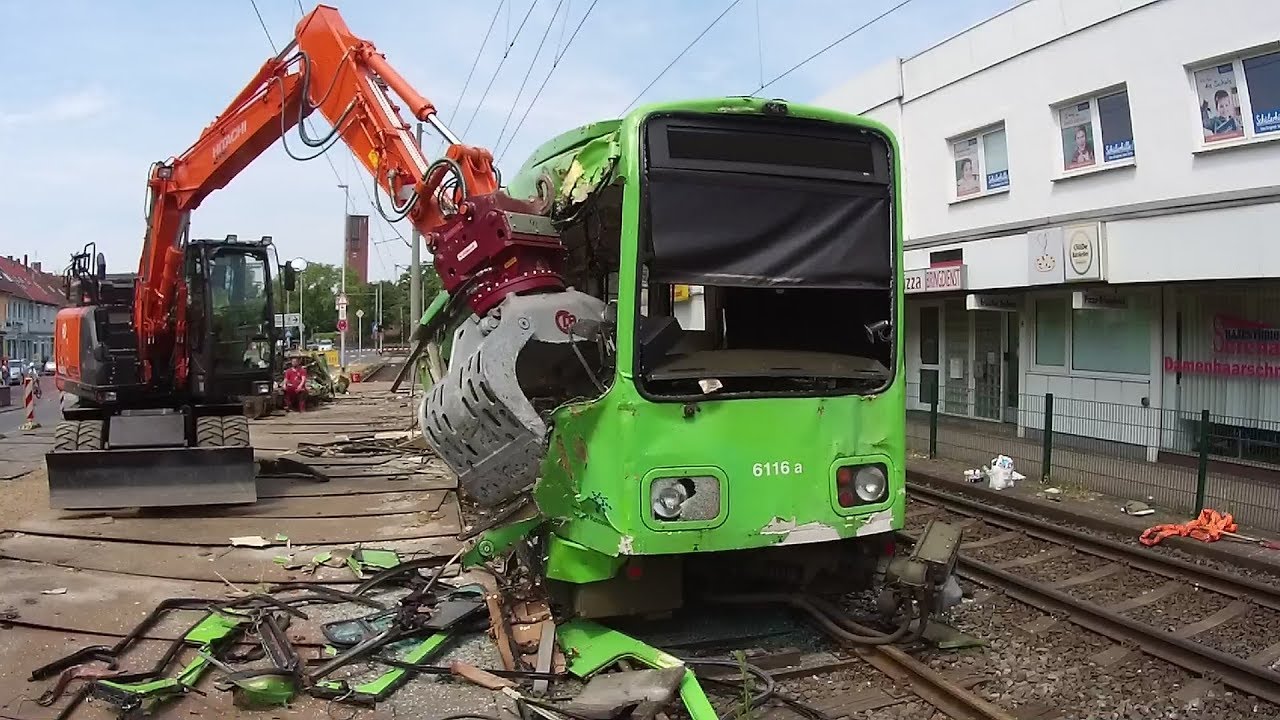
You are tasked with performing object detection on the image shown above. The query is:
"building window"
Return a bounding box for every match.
[1056,89,1134,173]
[1194,49,1280,146]
[950,125,1008,200]
[1072,302,1151,375]
[1034,298,1066,366]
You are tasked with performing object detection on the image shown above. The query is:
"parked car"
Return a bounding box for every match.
[6,361,26,386]
[43,360,56,375]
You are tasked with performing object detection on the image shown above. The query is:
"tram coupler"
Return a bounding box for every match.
[880,519,964,616]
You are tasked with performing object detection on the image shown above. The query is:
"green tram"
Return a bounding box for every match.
[420,97,958,625]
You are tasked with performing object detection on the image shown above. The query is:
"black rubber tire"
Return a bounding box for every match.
[221,415,250,447]
[53,421,79,452]
[76,420,104,450]
[195,416,224,447]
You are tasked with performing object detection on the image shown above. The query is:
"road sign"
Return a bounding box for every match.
[338,305,347,321]
[337,318,349,332]
[337,294,348,310]
[356,309,364,318]
[274,313,302,328]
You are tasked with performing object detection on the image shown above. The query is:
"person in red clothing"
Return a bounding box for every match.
[282,356,308,412]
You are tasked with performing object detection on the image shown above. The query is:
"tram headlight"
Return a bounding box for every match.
[650,478,690,520]
[854,465,887,502]
[836,463,888,507]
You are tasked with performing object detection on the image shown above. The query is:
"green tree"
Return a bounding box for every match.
[273,261,444,345]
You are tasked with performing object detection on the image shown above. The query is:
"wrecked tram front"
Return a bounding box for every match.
[418,97,952,621]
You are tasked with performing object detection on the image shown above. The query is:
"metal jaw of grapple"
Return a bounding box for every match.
[419,289,607,507]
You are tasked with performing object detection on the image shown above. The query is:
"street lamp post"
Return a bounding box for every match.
[338,184,349,369]
[291,257,309,348]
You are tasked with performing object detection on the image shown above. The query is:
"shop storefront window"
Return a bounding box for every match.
[1035,298,1066,366]
[1072,302,1150,374]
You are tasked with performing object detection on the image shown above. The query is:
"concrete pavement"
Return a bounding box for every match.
[0,376,59,480]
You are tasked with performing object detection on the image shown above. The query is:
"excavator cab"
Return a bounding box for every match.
[47,236,282,510]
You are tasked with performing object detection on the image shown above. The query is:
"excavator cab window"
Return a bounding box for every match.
[207,249,272,372]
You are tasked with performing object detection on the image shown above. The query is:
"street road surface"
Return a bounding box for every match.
[0,376,59,480]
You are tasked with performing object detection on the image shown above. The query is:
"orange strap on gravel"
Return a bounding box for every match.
[1139,509,1238,546]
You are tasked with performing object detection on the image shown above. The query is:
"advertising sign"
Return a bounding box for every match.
[1062,223,1105,282]
[965,294,1018,312]
[953,138,981,198]
[1072,290,1128,311]
[904,266,966,294]
[1195,64,1245,143]
[1060,102,1097,171]
[1163,314,1280,379]
[1027,227,1065,285]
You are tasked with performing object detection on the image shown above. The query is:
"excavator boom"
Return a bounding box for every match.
[49,3,598,510]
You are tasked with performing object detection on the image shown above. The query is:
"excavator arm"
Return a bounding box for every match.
[136,3,605,509]
[136,4,502,384]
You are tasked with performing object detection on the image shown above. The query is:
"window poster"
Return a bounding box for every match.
[1196,64,1245,142]
[1060,102,1097,171]
[954,138,980,197]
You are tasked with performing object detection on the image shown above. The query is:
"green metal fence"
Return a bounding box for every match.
[905,382,1280,533]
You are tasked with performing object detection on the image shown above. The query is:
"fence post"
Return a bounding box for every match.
[1040,393,1054,482]
[1195,408,1210,514]
[928,390,939,459]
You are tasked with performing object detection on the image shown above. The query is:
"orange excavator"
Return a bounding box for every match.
[47,4,588,509]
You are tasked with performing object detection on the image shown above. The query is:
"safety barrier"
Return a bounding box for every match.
[20,376,40,431]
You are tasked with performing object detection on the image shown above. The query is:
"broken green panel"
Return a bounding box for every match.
[353,548,401,570]
[461,515,544,568]
[557,619,716,720]
[311,632,451,703]
[544,534,625,583]
[94,610,249,713]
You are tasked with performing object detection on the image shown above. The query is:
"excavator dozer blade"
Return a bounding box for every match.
[45,446,258,510]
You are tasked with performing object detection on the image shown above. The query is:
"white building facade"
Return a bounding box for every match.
[818,0,1280,462]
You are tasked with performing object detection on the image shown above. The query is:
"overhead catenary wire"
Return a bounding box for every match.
[492,0,567,151]
[494,0,601,164]
[449,1,507,125]
[460,0,542,139]
[752,0,914,94]
[619,0,742,114]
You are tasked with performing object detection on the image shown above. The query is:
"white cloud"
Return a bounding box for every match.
[0,87,111,128]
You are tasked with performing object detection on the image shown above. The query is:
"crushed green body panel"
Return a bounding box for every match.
[311,631,451,702]
[94,610,249,712]
[462,515,544,568]
[557,618,716,720]
[544,533,627,583]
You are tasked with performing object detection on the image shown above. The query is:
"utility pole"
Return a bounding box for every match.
[338,183,350,369]
[409,122,423,333]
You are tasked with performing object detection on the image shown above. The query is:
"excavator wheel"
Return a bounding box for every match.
[77,420,105,451]
[53,421,79,452]
[53,420,104,452]
[195,416,225,447]
[222,415,251,447]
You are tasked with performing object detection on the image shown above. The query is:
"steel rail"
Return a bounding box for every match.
[952,553,1280,706]
[908,482,1280,612]
[902,484,1280,705]
[859,644,1017,720]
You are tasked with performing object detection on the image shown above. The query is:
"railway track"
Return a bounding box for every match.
[906,482,1280,706]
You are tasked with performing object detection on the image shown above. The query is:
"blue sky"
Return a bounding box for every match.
[0,0,1014,280]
